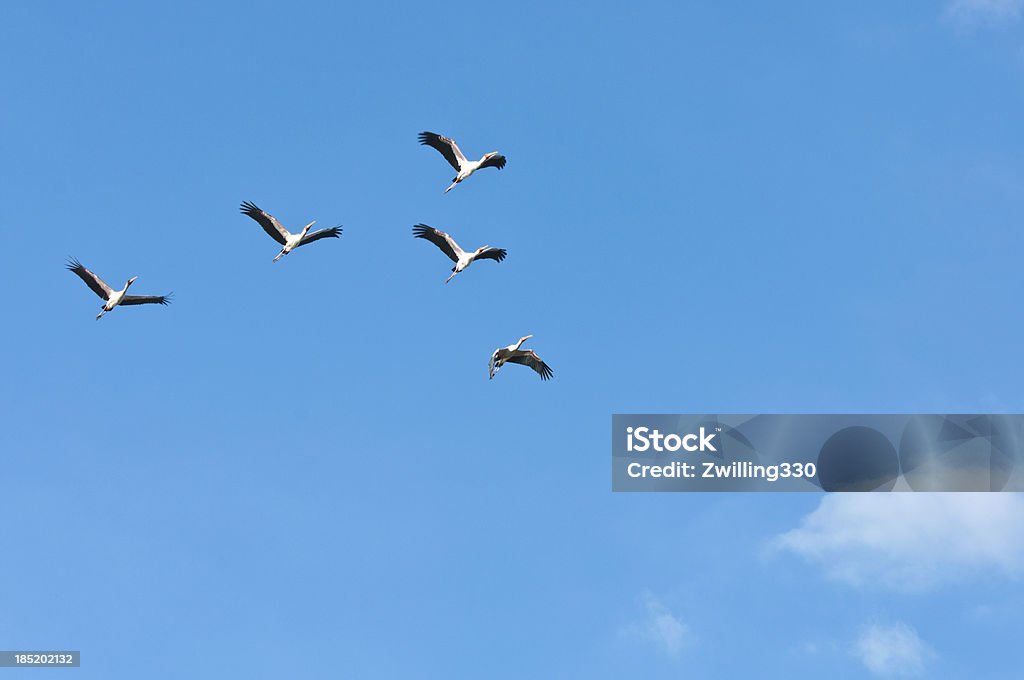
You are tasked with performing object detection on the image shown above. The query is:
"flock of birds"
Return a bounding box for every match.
[67,131,554,382]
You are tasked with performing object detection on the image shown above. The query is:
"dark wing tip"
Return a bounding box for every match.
[539,363,553,380]
[477,248,506,263]
[412,224,434,238]
[65,256,82,271]
[240,200,259,214]
[480,153,507,171]
[418,131,437,145]
[161,292,174,305]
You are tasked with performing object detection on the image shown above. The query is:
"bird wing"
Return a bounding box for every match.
[479,153,507,170]
[240,201,291,245]
[298,226,343,247]
[413,224,462,262]
[418,132,466,172]
[121,293,172,306]
[506,350,553,380]
[474,247,507,263]
[488,348,505,379]
[66,258,113,301]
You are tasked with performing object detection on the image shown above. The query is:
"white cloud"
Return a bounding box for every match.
[944,0,1024,28]
[619,592,690,658]
[772,493,1024,592]
[854,622,931,677]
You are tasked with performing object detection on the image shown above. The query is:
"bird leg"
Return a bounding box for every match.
[273,249,286,263]
[444,180,459,193]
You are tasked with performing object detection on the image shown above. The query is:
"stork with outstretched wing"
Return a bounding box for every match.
[240,201,342,262]
[418,131,506,193]
[412,224,506,284]
[66,258,172,320]
[489,335,553,381]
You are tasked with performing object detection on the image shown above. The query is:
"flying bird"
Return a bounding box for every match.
[66,258,172,320]
[240,201,342,262]
[418,131,506,193]
[489,335,553,381]
[412,224,507,284]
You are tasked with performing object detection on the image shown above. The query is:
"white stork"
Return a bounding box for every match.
[412,224,507,284]
[66,258,172,320]
[418,131,506,193]
[489,335,553,381]
[240,201,342,262]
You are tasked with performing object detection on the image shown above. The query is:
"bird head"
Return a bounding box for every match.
[477,245,491,254]
[126,276,138,287]
[486,152,499,159]
[302,220,316,234]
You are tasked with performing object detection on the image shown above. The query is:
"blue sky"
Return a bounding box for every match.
[2,1,1024,677]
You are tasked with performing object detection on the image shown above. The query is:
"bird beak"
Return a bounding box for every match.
[128,276,138,284]
[305,220,316,230]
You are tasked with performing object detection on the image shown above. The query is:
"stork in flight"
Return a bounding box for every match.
[412,224,507,284]
[240,201,342,262]
[489,335,553,381]
[66,258,172,320]
[418,131,506,193]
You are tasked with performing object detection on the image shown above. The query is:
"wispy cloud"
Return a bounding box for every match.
[944,0,1024,28]
[771,493,1024,592]
[854,622,931,677]
[618,592,690,658]
[792,638,841,657]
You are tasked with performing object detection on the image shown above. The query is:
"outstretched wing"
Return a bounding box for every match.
[479,153,507,170]
[121,293,172,306]
[474,247,506,263]
[506,350,553,381]
[418,132,466,172]
[66,257,113,301]
[240,201,291,245]
[488,348,504,379]
[298,226,343,247]
[413,224,463,263]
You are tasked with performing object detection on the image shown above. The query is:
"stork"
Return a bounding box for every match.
[418,131,506,193]
[66,258,172,320]
[489,335,553,381]
[240,201,342,262]
[412,224,506,284]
